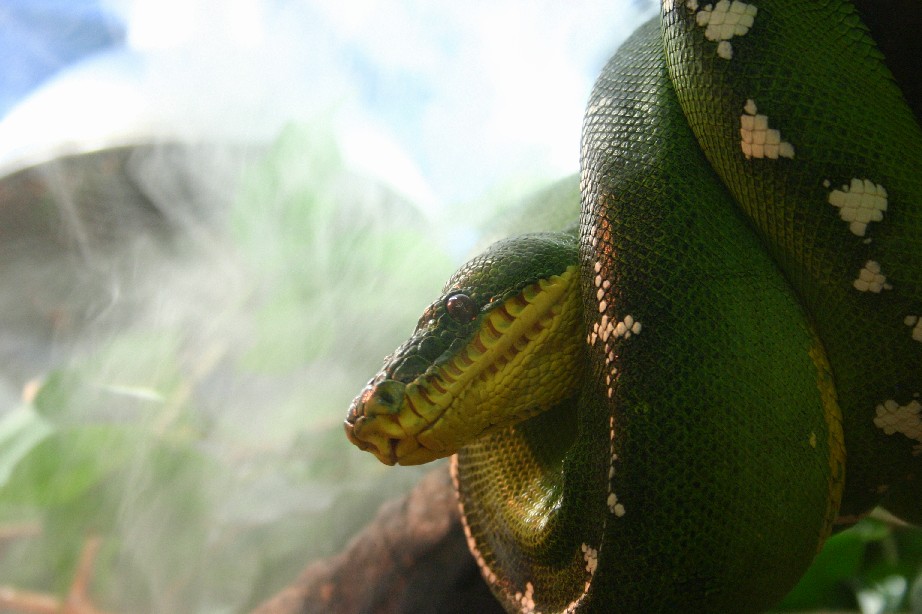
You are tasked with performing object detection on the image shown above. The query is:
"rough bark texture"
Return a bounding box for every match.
[251,465,504,614]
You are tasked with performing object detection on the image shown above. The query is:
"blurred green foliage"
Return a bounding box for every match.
[774,517,922,612]
[0,126,920,612]
[0,125,452,611]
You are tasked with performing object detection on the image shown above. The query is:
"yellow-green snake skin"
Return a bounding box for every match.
[346,1,922,611]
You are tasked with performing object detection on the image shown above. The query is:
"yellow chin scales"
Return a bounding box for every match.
[346,265,584,466]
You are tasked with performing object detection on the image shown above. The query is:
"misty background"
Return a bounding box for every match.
[0,1,650,611]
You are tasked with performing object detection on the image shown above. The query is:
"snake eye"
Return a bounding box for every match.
[446,293,478,323]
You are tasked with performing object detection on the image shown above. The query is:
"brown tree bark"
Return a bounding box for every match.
[251,465,504,614]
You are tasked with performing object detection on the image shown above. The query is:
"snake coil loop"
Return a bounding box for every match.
[348,2,922,611]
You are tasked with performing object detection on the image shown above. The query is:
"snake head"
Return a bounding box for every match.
[344,232,584,466]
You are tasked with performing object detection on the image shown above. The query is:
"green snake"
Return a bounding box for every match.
[344,1,922,611]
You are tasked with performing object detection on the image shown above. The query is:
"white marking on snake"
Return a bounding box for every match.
[607,492,627,517]
[906,315,922,343]
[587,314,641,398]
[873,399,922,455]
[606,415,625,516]
[581,543,599,574]
[827,178,887,236]
[619,315,643,339]
[692,1,757,60]
[514,581,537,614]
[853,260,892,293]
[603,315,642,343]
[740,99,795,159]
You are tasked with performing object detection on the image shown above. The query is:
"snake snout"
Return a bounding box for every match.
[346,377,406,420]
[362,379,407,418]
[344,377,409,465]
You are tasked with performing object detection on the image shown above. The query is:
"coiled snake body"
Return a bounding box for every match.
[345,2,922,611]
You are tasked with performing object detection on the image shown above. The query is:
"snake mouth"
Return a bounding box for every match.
[344,378,408,465]
[344,266,582,466]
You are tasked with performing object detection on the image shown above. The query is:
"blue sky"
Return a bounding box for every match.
[0,0,653,205]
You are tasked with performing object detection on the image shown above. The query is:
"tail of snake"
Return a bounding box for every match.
[345,1,922,611]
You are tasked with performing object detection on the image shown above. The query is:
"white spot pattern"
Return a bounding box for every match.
[874,399,922,455]
[607,492,626,517]
[581,543,599,575]
[606,415,625,517]
[513,581,537,614]
[827,178,888,236]
[853,260,892,293]
[905,315,922,343]
[587,257,644,399]
[691,1,758,60]
[740,99,795,159]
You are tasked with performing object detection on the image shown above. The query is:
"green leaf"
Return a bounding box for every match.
[29,333,193,439]
[0,425,138,506]
[0,406,54,488]
[776,527,866,610]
